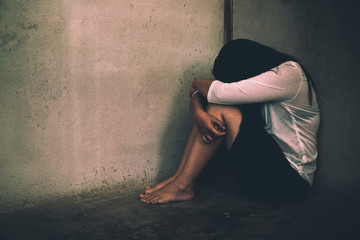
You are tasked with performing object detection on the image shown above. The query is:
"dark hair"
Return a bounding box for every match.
[212,39,313,104]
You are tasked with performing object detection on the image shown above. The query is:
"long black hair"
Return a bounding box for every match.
[212,39,313,104]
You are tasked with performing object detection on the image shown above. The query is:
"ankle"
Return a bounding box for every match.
[175,181,194,192]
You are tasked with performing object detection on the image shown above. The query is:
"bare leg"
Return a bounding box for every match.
[140,104,242,204]
[144,124,198,193]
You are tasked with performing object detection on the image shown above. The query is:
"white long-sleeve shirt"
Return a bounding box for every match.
[207,61,320,185]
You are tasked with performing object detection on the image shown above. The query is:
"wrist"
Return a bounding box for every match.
[189,86,197,98]
[191,90,199,98]
[192,78,213,99]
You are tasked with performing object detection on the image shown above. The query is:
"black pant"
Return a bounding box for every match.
[226,104,310,200]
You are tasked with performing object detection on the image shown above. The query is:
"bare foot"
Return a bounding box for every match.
[143,175,177,194]
[140,181,195,204]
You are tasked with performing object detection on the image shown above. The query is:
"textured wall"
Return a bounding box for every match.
[0,0,223,212]
[233,0,360,192]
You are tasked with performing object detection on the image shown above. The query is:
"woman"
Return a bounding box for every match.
[140,39,320,204]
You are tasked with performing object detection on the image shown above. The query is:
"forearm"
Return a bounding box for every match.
[189,86,227,142]
[189,90,207,120]
[191,78,214,99]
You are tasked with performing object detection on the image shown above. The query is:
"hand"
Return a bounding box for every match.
[194,111,226,143]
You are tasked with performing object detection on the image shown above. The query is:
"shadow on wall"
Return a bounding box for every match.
[155,65,213,183]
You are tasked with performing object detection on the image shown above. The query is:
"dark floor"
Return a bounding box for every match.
[0,185,359,240]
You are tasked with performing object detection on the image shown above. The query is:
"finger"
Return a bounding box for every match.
[202,136,209,143]
[208,126,226,137]
[212,118,226,131]
[214,131,227,136]
[202,135,212,144]
[215,122,226,131]
[206,135,215,143]
[213,124,225,131]
[205,134,213,141]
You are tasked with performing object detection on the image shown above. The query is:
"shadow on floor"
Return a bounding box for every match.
[0,184,359,240]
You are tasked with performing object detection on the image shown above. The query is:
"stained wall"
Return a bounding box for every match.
[0,0,224,212]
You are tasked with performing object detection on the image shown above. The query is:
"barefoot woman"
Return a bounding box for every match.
[140,39,320,204]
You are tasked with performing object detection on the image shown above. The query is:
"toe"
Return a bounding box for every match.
[149,197,159,204]
[141,194,153,203]
[145,189,153,194]
[140,195,152,203]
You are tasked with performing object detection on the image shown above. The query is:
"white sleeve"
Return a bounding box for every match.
[207,61,305,105]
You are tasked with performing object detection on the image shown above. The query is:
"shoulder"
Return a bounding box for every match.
[271,61,306,82]
[279,61,305,76]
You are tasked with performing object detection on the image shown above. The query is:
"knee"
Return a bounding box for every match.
[206,104,242,119]
[206,104,243,149]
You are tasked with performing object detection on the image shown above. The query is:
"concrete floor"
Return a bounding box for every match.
[0,185,359,240]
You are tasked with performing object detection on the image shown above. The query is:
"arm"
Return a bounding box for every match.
[191,78,214,98]
[189,85,226,143]
[207,61,304,105]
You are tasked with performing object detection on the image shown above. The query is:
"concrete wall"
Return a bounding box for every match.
[0,0,224,212]
[233,0,360,192]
